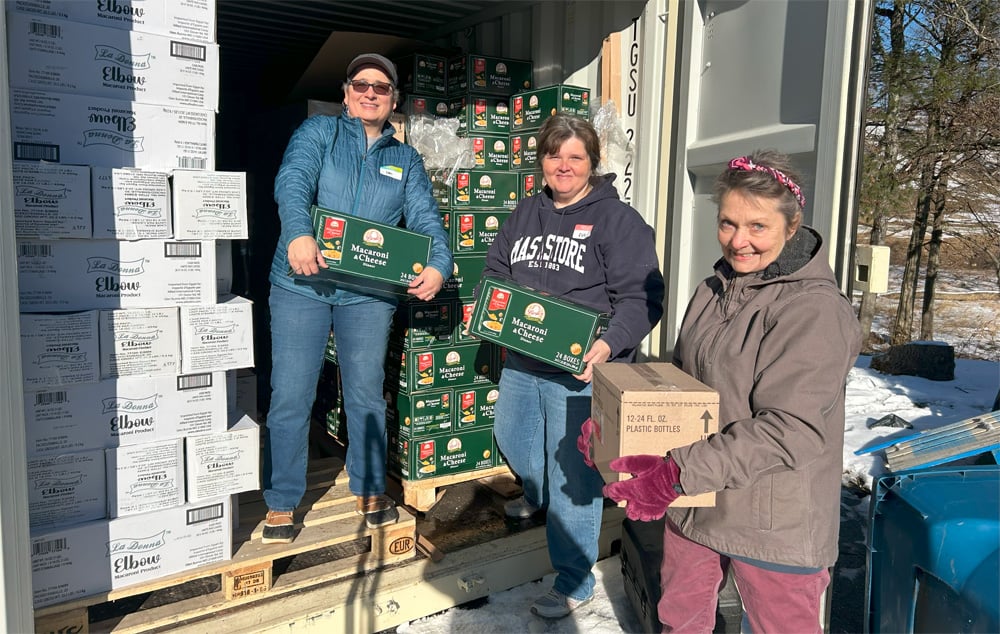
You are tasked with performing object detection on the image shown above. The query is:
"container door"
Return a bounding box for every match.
[657,0,873,354]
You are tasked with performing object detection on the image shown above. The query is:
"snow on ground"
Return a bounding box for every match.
[398,356,999,634]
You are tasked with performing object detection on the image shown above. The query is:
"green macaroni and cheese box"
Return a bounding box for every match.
[439,253,487,300]
[389,426,497,480]
[451,95,511,134]
[448,54,532,95]
[385,388,453,438]
[454,299,478,343]
[452,210,510,254]
[510,132,540,171]
[294,205,431,298]
[428,171,452,209]
[511,84,591,132]
[389,300,454,349]
[469,133,510,171]
[385,340,496,394]
[470,276,610,374]
[451,169,519,210]
[404,95,451,117]
[519,171,543,199]
[455,384,500,429]
[396,54,448,96]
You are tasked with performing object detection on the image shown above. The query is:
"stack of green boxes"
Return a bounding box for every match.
[377,52,596,483]
[383,302,504,481]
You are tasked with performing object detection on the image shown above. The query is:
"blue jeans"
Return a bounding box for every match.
[493,354,605,601]
[263,285,395,511]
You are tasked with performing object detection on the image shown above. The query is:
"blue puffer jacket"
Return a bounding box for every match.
[269,113,453,305]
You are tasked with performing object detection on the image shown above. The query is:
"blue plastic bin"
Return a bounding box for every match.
[866,465,1000,633]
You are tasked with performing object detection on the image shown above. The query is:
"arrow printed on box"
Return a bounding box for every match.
[701,410,713,434]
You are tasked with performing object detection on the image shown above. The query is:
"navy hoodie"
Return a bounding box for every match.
[480,174,665,373]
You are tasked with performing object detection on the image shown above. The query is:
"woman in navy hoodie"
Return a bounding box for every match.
[480,113,664,619]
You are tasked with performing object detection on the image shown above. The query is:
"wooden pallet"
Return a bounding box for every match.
[393,464,513,511]
[34,458,416,634]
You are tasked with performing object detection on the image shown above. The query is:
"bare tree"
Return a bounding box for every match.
[887,0,1000,345]
[858,0,910,345]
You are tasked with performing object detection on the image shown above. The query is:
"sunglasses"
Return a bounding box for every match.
[349,79,394,96]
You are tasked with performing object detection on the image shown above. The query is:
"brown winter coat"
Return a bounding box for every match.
[667,227,862,568]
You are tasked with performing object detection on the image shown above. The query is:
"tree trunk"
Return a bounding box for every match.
[920,177,948,340]
[860,0,907,349]
[891,167,934,346]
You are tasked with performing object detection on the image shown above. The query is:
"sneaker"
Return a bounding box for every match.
[261,510,295,544]
[530,588,593,619]
[504,495,541,519]
[356,495,399,529]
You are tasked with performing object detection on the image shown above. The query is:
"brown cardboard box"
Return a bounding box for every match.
[590,363,719,507]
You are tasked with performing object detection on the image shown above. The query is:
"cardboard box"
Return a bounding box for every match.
[455,383,500,429]
[438,253,487,301]
[12,162,91,238]
[105,438,186,517]
[7,12,219,110]
[385,341,496,395]
[290,205,432,299]
[509,132,540,171]
[24,372,227,455]
[30,498,231,608]
[91,167,172,239]
[450,94,511,134]
[390,426,497,480]
[396,54,448,96]
[185,412,260,502]
[451,169,519,210]
[453,299,478,344]
[519,171,542,199]
[99,307,181,379]
[429,172,452,209]
[469,133,510,170]
[389,300,455,349]
[511,84,591,132]
[20,311,101,389]
[469,277,610,374]
[403,94,451,117]
[448,54,532,95]
[27,449,106,529]
[590,363,719,507]
[17,238,216,311]
[171,170,248,239]
[452,210,510,254]
[10,0,217,43]
[385,387,453,438]
[179,295,255,373]
[10,88,215,169]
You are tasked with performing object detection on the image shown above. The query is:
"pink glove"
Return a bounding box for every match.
[603,454,683,522]
[576,418,598,468]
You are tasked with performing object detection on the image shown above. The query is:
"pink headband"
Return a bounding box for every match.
[728,156,806,209]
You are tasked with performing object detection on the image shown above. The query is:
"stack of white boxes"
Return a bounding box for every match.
[6,2,260,609]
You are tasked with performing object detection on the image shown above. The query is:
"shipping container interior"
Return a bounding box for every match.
[214,0,657,401]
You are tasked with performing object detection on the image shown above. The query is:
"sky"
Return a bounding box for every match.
[396,354,999,634]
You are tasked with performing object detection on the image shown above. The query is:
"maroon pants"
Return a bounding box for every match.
[659,518,830,633]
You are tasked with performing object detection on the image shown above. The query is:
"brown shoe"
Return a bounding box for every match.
[262,510,295,544]
[356,495,399,528]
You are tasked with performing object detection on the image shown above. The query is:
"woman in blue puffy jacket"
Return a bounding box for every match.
[262,53,452,542]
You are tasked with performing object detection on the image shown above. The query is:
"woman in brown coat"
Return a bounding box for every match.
[604,149,862,633]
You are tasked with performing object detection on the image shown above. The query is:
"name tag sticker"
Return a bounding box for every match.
[573,224,593,239]
[380,165,403,180]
